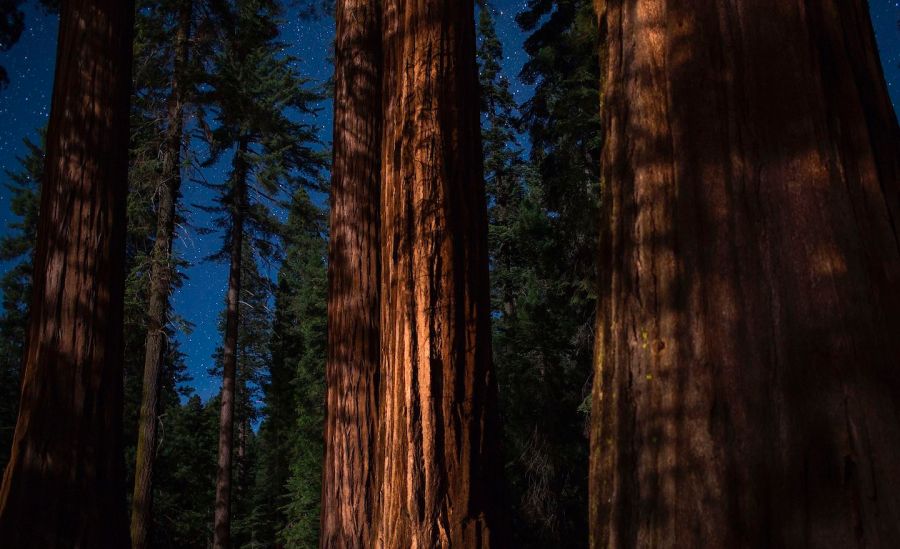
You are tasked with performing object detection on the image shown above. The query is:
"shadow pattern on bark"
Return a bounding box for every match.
[590,0,900,547]
[321,0,383,547]
[0,0,134,546]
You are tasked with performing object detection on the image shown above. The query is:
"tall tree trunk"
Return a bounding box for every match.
[589,1,900,547]
[0,0,134,546]
[131,2,192,546]
[374,0,504,546]
[214,138,249,549]
[321,0,382,547]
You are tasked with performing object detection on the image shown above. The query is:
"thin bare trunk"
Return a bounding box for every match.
[0,0,134,546]
[213,138,249,549]
[320,0,382,547]
[374,0,504,546]
[590,0,900,547]
[130,2,192,546]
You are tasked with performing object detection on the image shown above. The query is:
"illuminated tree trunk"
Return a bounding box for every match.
[131,2,192,546]
[320,0,381,547]
[213,138,249,549]
[374,0,504,546]
[589,1,900,547]
[0,0,134,546]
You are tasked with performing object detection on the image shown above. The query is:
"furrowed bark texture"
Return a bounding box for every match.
[213,139,249,549]
[0,0,134,546]
[375,0,503,546]
[321,0,382,547]
[590,0,900,547]
[131,2,192,546]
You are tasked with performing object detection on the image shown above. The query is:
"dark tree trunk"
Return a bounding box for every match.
[320,0,382,547]
[374,0,504,546]
[589,0,900,547]
[130,2,192,546]
[0,0,134,546]
[213,138,249,549]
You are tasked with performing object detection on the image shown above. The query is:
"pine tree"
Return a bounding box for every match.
[476,5,560,545]
[0,0,134,544]
[253,246,304,545]
[152,394,221,547]
[519,0,601,249]
[477,1,528,321]
[202,1,325,544]
[270,189,328,548]
[210,242,271,548]
[0,131,43,474]
[517,0,601,317]
[130,2,198,545]
[590,1,900,546]
[488,1,601,544]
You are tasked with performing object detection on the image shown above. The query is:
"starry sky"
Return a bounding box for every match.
[0,1,897,400]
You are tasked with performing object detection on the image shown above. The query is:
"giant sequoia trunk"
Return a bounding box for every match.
[213,139,249,549]
[320,0,382,547]
[589,1,900,547]
[131,2,192,546]
[374,0,503,546]
[0,0,134,546]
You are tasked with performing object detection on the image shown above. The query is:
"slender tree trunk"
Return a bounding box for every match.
[374,0,504,546]
[589,1,900,547]
[130,2,192,546]
[214,138,249,549]
[0,0,133,546]
[321,0,382,547]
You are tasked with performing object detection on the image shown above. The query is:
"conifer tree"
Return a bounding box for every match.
[477,5,556,544]
[152,394,220,547]
[376,0,505,545]
[210,242,272,548]
[202,1,325,544]
[0,9,195,543]
[0,132,43,474]
[268,189,328,547]
[0,0,135,544]
[129,2,199,545]
[320,0,381,545]
[490,1,600,544]
[590,1,900,546]
[478,2,527,319]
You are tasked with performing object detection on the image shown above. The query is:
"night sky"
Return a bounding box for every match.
[0,1,897,400]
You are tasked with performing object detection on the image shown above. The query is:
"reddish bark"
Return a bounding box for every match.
[320,0,382,547]
[130,2,192,546]
[374,0,504,546]
[590,1,900,547]
[0,0,134,546]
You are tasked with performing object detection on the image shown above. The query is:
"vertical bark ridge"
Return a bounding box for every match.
[321,0,382,546]
[375,0,503,547]
[590,0,900,547]
[0,0,134,546]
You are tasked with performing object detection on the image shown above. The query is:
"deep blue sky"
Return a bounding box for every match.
[0,1,897,400]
